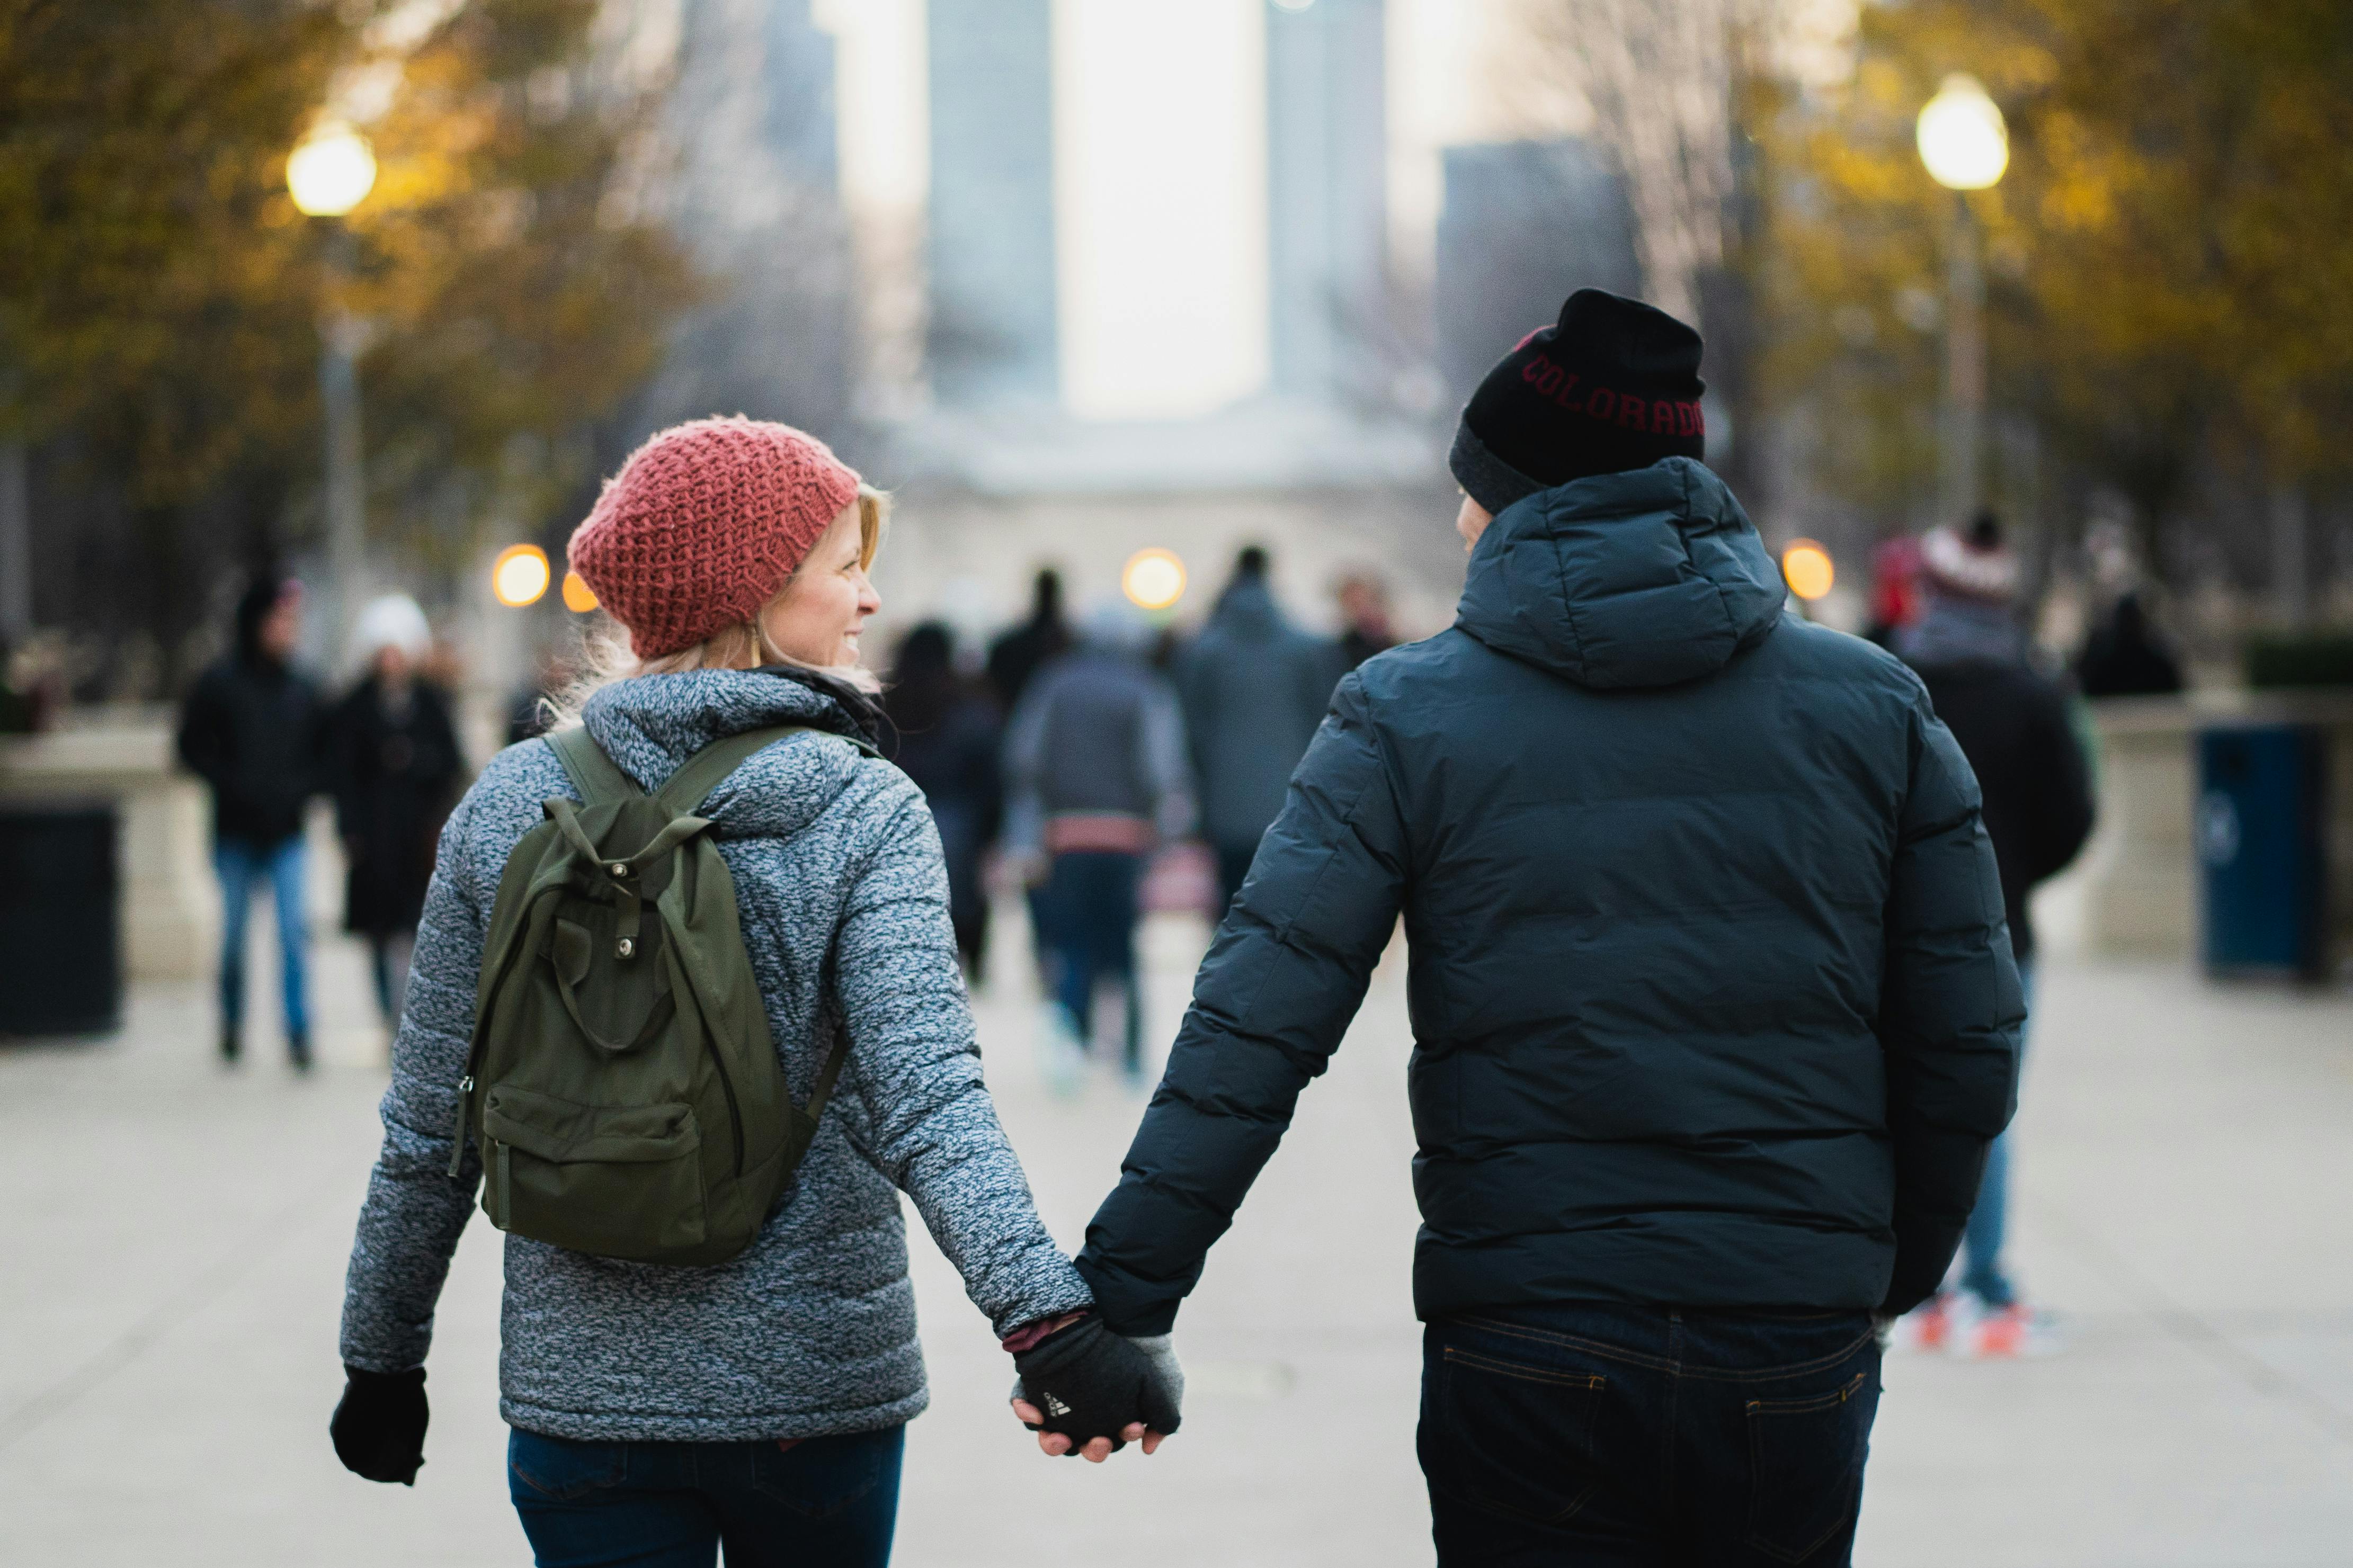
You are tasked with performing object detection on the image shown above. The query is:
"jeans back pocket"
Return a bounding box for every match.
[1422,1341,1609,1526]
[1744,1368,1875,1563]
[507,1429,628,1503]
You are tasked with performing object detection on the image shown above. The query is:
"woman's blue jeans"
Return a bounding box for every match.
[507,1426,904,1568]
[1957,957,2034,1309]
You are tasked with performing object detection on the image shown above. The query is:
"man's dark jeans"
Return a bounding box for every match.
[1420,1303,1880,1566]
[507,1425,903,1567]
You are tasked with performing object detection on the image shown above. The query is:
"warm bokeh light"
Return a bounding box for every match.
[1781,540,1836,602]
[1121,548,1188,611]
[560,570,599,613]
[492,544,551,608]
[1917,74,2009,191]
[287,122,378,217]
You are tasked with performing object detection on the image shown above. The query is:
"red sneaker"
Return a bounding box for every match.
[1971,1303,2057,1358]
[1896,1295,1952,1354]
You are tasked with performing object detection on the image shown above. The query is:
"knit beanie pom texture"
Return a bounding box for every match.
[568,417,861,661]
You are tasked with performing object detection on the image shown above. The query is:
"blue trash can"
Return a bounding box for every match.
[2196,724,2329,979]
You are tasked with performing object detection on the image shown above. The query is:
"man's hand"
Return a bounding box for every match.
[1009,1401,1163,1461]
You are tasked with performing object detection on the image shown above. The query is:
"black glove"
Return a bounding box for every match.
[331,1365,428,1485]
[1011,1315,1182,1456]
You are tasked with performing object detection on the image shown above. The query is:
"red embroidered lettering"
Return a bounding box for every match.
[1522,356,1548,385]
[1585,388,1615,420]
[1538,364,1564,395]
[1687,401,1706,437]
[1617,396,1648,430]
[1653,400,1675,434]
[1552,373,1584,411]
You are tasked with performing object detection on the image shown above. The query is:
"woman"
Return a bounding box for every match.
[881,622,1002,980]
[331,594,464,1027]
[328,419,1174,1566]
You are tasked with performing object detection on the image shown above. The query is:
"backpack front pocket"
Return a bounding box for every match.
[481,1085,706,1260]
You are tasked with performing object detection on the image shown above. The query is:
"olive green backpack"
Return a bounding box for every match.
[443,723,862,1266]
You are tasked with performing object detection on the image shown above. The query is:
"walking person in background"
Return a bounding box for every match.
[1177,547,1333,917]
[1003,603,1193,1092]
[331,594,465,1031]
[176,575,329,1068]
[985,567,1072,714]
[884,621,1003,981]
[331,420,1171,1565]
[1331,570,1397,673]
[2075,589,2185,698]
[1898,513,2096,1357]
[1062,292,2021,1565]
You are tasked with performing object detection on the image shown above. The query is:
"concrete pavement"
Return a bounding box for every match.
[2,900,2351,1566]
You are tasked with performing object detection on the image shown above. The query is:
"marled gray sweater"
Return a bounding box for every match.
[339,669,1092,1441]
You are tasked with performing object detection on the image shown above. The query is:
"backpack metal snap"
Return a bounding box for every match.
[609,863,629,878]
[616,937,635,959]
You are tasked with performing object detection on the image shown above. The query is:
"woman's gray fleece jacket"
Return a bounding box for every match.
[339,669,1093,1441]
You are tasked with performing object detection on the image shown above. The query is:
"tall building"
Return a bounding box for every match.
[1436,139,1642,406]
[926,0,1059,406]
[1265,0,1387,406]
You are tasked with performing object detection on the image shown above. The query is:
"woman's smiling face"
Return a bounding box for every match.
[759,504,879,669]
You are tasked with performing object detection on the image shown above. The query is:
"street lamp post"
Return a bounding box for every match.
[1917,74,2008,527]
[287,122,378,648]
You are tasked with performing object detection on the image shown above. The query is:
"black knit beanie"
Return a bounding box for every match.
[1449,289,1707,515]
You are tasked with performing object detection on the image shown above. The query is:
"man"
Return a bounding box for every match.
[1069,292,2021,1564]
[176,575,329,1067]
[1175,546,1334,916]
[986,567,1073,714]
[1899,515,2095,1356]
[1002,603,1193,1091]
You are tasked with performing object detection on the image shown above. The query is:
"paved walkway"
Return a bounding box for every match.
[3,901,2350,1566]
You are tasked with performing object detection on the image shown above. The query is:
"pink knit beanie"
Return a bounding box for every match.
[568,417,861,660]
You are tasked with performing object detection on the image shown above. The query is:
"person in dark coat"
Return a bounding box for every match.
[884,621,1004,980]
[1897,517,2094,1355]
[176,575,331,1066]
[2075,589,2185,697]
[1059,291,2021,1565]
[1175,548,1335,916]
[1331,571,1397,673]
[1003,603,1193,1091]
[985,568,1073,714]
[331,595,465,1028]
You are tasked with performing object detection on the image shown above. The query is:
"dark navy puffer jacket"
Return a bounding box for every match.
[1076,458,2022,1330]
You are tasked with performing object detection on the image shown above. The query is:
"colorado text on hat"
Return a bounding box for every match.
[1520,353,1705,438]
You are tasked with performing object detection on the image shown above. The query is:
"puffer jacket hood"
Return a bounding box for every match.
[1456,456,1785,690]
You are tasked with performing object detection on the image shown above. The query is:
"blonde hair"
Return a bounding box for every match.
[545,485,888,731]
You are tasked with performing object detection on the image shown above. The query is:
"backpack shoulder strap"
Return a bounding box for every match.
[547,725,641,807]
[654,725,810,817]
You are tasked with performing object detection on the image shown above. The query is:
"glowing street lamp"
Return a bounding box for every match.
[561,570,600,613]
[1917,75,2006,527]
[291,121,379,651]
[1121,548,1187,612]
[1915,75,2008,192]
[287,122,378,217]
[493,545,552,608]
[1781,540,1835,602]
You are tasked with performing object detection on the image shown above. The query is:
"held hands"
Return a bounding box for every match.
[1008,1315,1181,1463]
[331,1365,429,1485]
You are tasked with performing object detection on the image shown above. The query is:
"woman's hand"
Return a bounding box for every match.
[1009,1400,1163,1461]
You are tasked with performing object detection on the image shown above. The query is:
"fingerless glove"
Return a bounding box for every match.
[331,1365,428,1485]
[1011,1315,1182,1455]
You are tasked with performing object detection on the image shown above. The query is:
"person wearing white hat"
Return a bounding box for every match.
[330,595,465,1028]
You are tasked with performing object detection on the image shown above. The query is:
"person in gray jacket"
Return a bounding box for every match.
[331,420,1175,1566]
[1002,602,1193,1090]
[1177,547,1337,916]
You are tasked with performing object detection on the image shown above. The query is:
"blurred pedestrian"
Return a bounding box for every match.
[1176,547,1333,916]
[1061,291,2020,1562]
[331,595,465,1029]
[1864,534,1926,649]
[985,567,1072,714]
[1332,571,1397,671]
[2075,589,2185,697]
[1003,602,1193,1091]
[1897,512,2096,1357]
[332,418,1161,1547]
[885,621,1003,980]
[175,575,329,1068]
